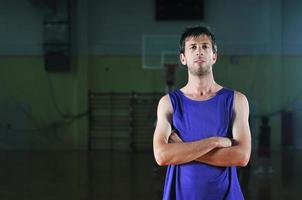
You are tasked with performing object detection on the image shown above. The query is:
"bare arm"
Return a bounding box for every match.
[195,92,251,167]
[153,95,232,166]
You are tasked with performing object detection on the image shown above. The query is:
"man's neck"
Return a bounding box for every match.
[183,72,220,96]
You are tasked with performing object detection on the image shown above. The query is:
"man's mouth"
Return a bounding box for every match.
[194,59,205,63]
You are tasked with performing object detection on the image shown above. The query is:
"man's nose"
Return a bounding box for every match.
[196,46,203,55]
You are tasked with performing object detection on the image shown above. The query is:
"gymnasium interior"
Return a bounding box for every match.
[0,0,302,199]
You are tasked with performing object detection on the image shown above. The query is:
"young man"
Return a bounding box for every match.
[153,26,251,199]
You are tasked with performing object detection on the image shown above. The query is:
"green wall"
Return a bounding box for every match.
[0,56,88,150]
[89,56,186,93]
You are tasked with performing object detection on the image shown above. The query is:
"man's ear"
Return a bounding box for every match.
[212,52,217,64]
[180,53,186,65]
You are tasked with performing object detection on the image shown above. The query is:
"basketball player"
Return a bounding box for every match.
[153,26,251,199]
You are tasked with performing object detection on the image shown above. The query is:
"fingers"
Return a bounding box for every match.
[169,131,183,143]
[218,137,232,148]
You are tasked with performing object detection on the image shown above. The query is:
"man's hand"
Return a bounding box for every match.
[215,137,232,148]
[168,131,183,143]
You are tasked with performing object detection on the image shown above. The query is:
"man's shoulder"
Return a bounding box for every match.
[221,87,247,99]
[234,91,248,101]
[157,94,173,114]
[158,94,174,107]
[160,89,181,101]
[159,94,170,103]
[233,91,249,110]
[220,86,248,106]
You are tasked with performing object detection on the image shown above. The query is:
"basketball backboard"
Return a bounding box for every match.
[142,35,180,69]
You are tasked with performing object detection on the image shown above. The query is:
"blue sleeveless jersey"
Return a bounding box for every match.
[163,88,244,200]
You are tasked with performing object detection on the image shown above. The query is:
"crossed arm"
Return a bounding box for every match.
[153,92,251,167]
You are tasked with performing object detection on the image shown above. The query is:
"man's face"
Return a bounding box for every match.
[180,34,217,76]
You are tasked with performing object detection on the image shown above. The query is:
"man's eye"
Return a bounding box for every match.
[191,46,197,50]
[203,45,209,49]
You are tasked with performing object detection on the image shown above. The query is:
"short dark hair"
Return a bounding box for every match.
[179,26,217,54]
